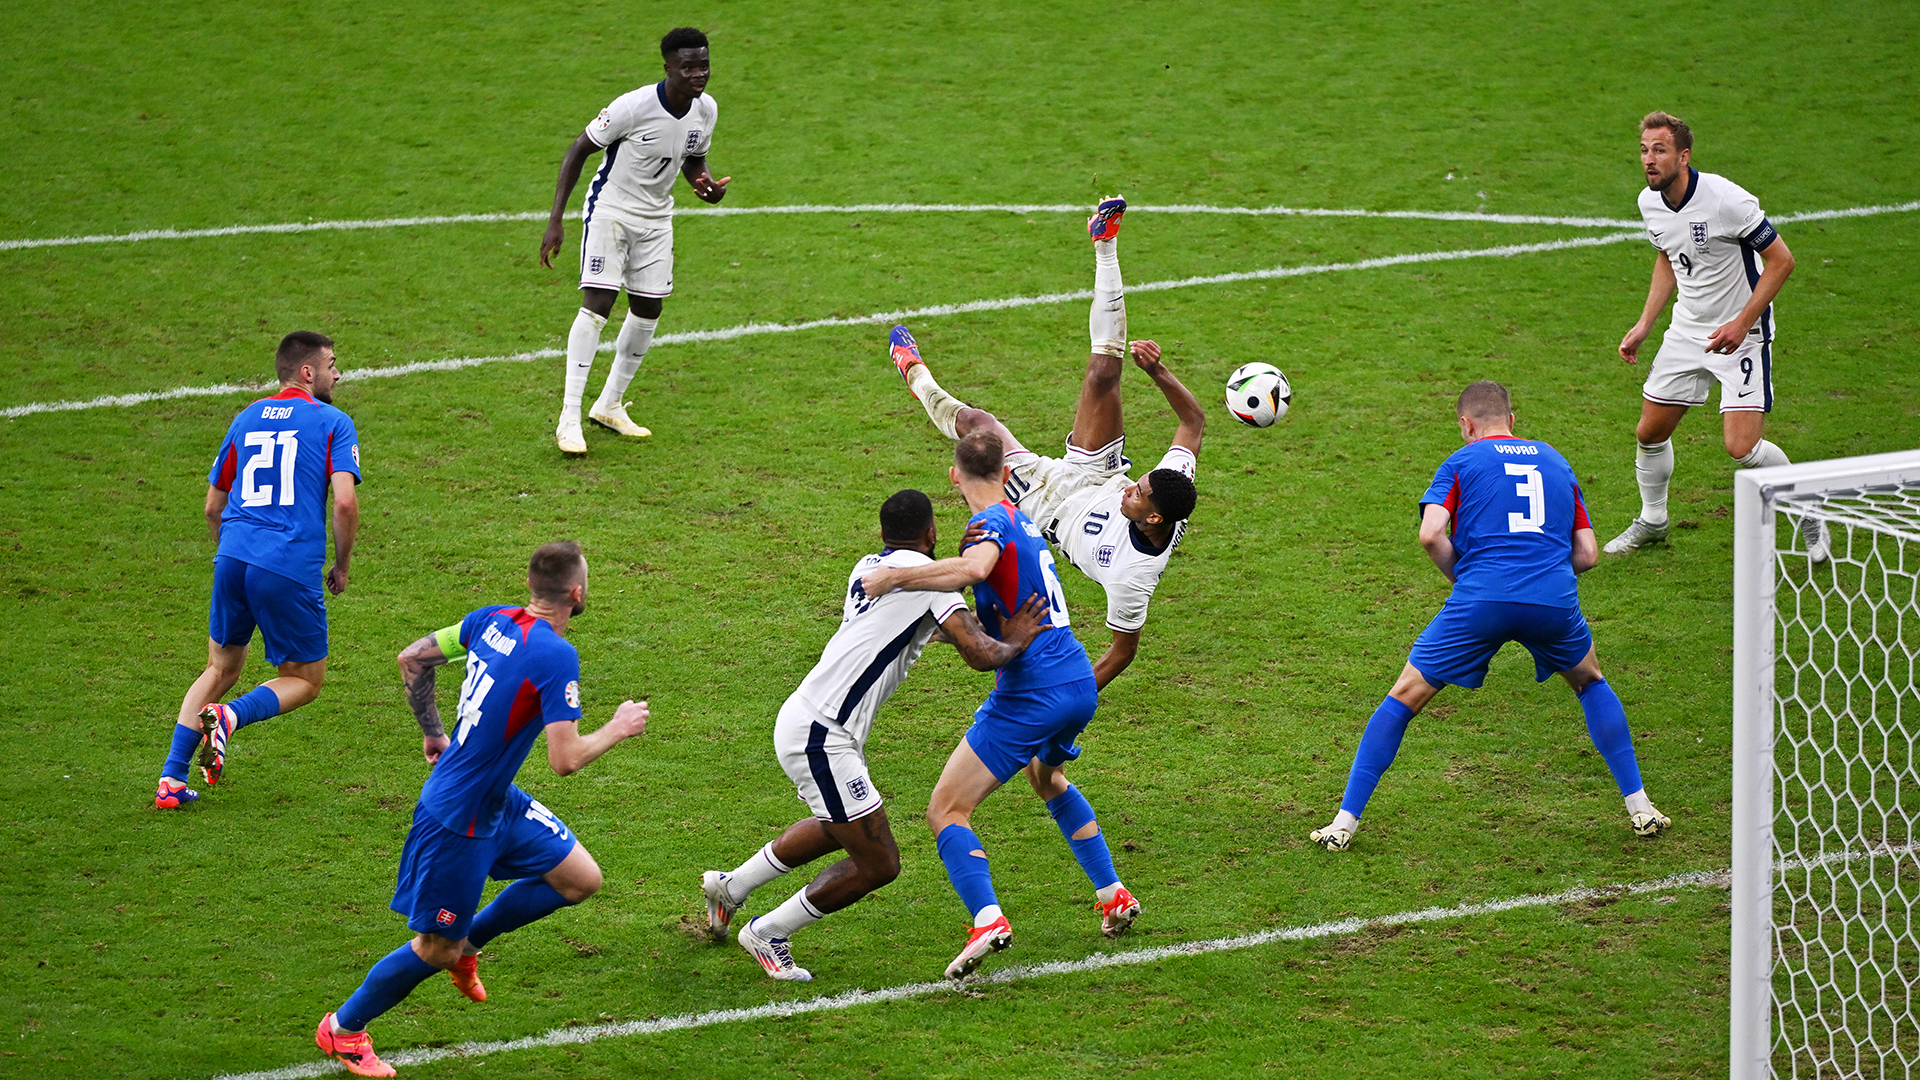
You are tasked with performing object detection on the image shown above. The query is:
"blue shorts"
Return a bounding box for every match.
[391,785,577,940]
[1407,600,1593,690]
[964,677,1100,783]
[208,556,328,666]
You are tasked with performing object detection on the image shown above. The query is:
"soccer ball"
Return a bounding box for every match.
[1224,363,1291,427]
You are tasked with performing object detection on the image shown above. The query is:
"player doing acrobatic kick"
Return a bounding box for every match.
[700,490,1049,981]
[154,331,360,809]
[1311,381,1669,853]
[860,433,1140,980]
[887,196,1203,688]
[315,542,647,1077]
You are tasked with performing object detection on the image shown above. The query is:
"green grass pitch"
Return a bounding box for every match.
[3,1,1917,1077]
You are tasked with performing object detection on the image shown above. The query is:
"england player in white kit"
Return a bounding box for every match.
[699,490,1049,981]
[1610,111,1827,560]
[888,198,1205,688]
[538,27,731,455]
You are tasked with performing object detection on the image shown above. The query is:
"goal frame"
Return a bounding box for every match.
[1731,448,1920,1080]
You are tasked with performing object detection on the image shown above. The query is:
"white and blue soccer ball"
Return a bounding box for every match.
[1224,362,1291,428]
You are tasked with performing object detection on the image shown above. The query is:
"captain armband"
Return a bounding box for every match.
[1740,218,1778,253]
[432,624,466,661]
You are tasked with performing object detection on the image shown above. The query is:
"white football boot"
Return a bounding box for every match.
[737,917,812,982]
[1603,517,1669,554]
[589,401,651,438]
[1800,517,1832,564]
[701,870,742,942]
[945,916,1012,980]
[1630,806,1673,836]
[1310,809,1358,851]
[556,414,587,455]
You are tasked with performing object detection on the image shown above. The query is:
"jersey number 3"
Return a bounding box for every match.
[240,430,300,508]
[1504,463,1545,534]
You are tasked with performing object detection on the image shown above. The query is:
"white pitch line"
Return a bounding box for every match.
[2,232,1642,421]
[210,865,1728,1080]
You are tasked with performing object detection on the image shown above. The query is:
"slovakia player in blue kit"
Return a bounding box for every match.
[315,542,648,1078]
[154,332,361,809]
[861,432,1139,980]
[1310,382,1671,853]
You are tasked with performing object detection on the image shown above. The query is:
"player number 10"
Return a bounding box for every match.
[1504,463,1545,534]
[239,430,300,508]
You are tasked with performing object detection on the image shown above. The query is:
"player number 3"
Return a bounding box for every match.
[1504,463,1545,534]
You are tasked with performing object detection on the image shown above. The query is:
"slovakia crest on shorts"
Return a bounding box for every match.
[1097,544,1115,567]
[436,908,456,926]
[847,777,869,801]
[589,256,605,275]
[565,680,581,708]
[1690,221,1709,249]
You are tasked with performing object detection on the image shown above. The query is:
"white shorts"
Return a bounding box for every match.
[1002,434,1129,540]
[579,213,674,297]
[1643,330,1773,413]
[774,696,882,824]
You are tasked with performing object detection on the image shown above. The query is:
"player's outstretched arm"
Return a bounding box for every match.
[860,540,1000,597]
[203,485,228,542]
[1418,502,1458,582]
[1620,254,1677,364]
[1092,629,1140,691]
[1707,235,1794,354]
[540,132,602,269]
[1132,341,1205,455]
[546,700,649,777]
[397,629,460,764]
[681,154,730,204]
[937,595,1050,671]
[327,471,358,596]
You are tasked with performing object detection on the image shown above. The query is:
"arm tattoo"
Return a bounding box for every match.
[405,663,444,739]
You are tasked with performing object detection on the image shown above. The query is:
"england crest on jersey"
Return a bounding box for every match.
[684,129,704,153]
[1690,221,1709,249]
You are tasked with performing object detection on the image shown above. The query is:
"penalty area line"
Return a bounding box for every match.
[209,865,1728,1080]
[2,232,1641,421]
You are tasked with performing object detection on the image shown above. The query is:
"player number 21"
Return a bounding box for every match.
[239,430,300,508]
[1504,463,1545,534]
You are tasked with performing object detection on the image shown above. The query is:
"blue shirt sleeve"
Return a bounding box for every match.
[207,419,242,490]
[963,505,1009,551]
[459,606,505,650]
[537,642,584,727]
[329,411,363,483]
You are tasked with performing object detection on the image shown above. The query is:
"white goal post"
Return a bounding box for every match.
[1733,448,1920,1080]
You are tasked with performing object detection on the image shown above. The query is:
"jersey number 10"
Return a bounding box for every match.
[239,430,300,508]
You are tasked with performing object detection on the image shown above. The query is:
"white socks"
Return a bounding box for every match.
[973,903,1004,929]
[1634,439,1674,525]
[1089,239,1127,357]
[1624,789,1655,817]
[562,307,607,421]
[1737,439,1791,470]
[1095,882,1124,906]
[755,885,827,939]
[907,366,968,440]
[1330,809,1360,834]
[595,313,658,412]
[725,842,793,906]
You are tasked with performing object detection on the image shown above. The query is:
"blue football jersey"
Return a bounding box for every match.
[965,501,1094,691]
[207,388,361,581]
[417,606,585,837]
[1421,436,1593,608]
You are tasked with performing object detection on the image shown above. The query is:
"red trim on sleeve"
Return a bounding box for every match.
[1573,490,1592,531]
[215,446,239,492]
[504,679,543,740]
[325,431,334,478]
[983,503,1022,615]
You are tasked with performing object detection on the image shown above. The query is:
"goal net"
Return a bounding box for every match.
[1732,449,1920,1080]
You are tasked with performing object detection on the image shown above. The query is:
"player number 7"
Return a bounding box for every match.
[1505,463,1545,534]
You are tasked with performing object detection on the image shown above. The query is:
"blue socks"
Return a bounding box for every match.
[468,879,572,949]
[160,723,203,782]
[335,942,440,1032]
[226,685,281,730]
[1576,679,1644,796]
[935,824,999,918]
[1046,786,1119,891]
[1339,696,1417,818]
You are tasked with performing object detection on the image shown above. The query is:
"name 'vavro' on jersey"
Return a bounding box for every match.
[1638,167,1780,341]
[582,83,718,224]
[791,549,968,748]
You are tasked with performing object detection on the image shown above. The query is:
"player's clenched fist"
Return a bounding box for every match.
[607,699,649,740]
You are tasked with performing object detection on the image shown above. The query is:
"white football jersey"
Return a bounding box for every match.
[790,549,968,746]
[581,83,718,223]
[1049,446,1197,633]
[1638,168,1779,341]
